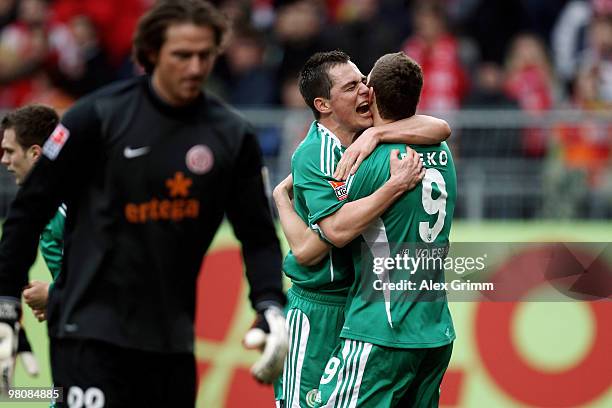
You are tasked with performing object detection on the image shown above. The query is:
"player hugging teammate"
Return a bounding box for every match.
[273,50,454,407]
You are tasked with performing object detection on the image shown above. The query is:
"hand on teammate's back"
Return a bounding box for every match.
[389,147,425,192]
[334,128,380,180]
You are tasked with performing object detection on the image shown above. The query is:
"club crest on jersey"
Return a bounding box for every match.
[305,389,321,407]
[328,180,347,201]
[186,145,214,175]
[43,124,70,160]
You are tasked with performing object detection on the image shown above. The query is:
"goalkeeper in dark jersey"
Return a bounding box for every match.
[0,1,287,406]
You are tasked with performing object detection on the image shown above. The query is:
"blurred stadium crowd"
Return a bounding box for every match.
[0,0,611,219]
[1,0,611,110]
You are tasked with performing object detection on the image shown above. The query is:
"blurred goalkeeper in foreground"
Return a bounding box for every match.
[0,0,287,406]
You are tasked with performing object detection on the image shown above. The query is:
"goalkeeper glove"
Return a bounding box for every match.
[0,298,39,395]
[17,328,39,377]
[0,297,20,395]
[243,302,288,384]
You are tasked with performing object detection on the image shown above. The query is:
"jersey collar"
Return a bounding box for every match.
[146,76,205,118]
[316,122,342,146]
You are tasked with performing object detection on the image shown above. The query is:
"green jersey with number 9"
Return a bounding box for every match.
[341,141,456,348]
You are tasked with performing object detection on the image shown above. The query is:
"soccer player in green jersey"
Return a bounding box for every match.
[1,105,64,322]
[273,51,451,407]
[314,52,456,407]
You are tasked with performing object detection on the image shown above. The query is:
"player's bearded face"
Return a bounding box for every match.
[327,62,373,133]
[152,23,218,106]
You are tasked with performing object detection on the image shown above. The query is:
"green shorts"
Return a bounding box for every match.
[315,340,453,407]
[274,285,347,407]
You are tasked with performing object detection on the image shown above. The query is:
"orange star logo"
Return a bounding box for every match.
[166,171,192,197]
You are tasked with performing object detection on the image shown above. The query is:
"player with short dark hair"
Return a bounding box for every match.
[0,104,62,391]
[298,51,355,121]
[316,51,456,407]
[1,105,60,162]
[368,52,423,120]
[0,1,287,406]
[272,50,451,407]
[1,105,64,322]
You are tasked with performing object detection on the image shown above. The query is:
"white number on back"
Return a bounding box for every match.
[419,168,447,243]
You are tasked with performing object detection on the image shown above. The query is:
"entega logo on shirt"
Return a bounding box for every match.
[124,172,200,223]
[328,180,348,201]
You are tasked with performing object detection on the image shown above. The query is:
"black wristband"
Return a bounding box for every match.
[254,300,284,314]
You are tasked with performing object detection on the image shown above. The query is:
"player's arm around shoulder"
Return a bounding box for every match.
[334,115,450,180]
[375,114,451,145]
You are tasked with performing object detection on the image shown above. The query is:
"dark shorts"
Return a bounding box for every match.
[50,338,196,408]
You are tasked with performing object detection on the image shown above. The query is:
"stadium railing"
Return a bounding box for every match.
[0,108,610,220]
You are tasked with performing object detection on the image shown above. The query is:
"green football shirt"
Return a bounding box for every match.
[341,142,456,348]
[282,121,353,294]
[39,203,65,287]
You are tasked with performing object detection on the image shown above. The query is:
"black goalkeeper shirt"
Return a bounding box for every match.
[0,76,284,352]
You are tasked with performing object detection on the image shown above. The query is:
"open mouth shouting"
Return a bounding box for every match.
[356,101,371,117]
